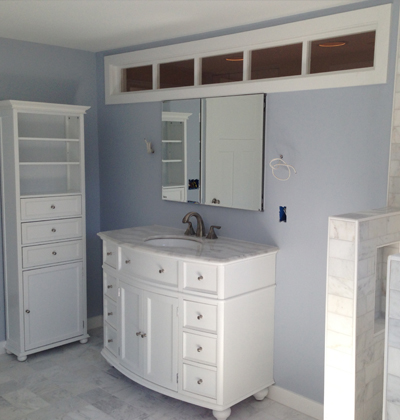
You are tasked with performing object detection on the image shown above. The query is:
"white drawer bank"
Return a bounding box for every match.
[98,225,278,420]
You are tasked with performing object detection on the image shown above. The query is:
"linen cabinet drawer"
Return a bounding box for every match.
[104,323,118,356]
[183,364,217,399]
[183,262,217,294]
[103,241,118,269]
[104,269,118,301]
[119,248,178,286]
[21,218,82,245]
[104,297,117,329]
[22,240,83,268]
[183,300,217,333]
[20,195,82,221]
[183,332,217,365]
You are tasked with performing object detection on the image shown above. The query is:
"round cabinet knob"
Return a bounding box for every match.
[25,309,30,314]
[107,252,112,256]
[197,379,203,385]
[51,228,56,233]
[141,333,147,338]
[52,251,57,256]
[108,339,113,343]
[125,259,131,264]
[197,346,202,353]
[197,314,203,320]
[198,275,203,281]
[108,312,113,316]
[50,205,56,209]
[136,331,142,336]
[107,285,113,289]
[159,268,164,274]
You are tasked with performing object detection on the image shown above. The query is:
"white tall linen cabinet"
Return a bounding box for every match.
[0,100,90,361]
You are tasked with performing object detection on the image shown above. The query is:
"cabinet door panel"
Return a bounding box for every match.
[23,262,83,351]
[142,291,178,391]
[119,281,142,376]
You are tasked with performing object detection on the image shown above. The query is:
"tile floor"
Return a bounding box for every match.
[0,328,315,420]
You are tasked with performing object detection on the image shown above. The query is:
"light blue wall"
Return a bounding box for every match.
[0,38,102,340]
[96,0,398,403]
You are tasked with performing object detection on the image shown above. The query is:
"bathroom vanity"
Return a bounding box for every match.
[98,225,277,420]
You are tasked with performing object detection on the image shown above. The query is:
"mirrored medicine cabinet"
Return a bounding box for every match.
[161,94,265,211]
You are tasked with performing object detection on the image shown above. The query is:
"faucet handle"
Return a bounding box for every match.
[183,221,195,236]
[206,225,221,240]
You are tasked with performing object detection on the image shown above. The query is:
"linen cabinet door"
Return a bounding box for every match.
[23,262,84,351]
[119,280,143,377]
[142,291,178,391]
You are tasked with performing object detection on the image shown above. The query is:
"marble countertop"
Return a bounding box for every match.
[98,225,278,263]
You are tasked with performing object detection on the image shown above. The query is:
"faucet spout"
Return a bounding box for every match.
[182,212,206,237]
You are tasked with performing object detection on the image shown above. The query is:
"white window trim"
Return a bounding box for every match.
[104,4,392,105]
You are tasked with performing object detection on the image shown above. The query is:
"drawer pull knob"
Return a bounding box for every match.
[25,309,30,314]
[197,379,203,385]
[136,331,142,336]
[197,314,203,320]
[197,346,202,352]
[159,268,164,274]
[107,252,112,256]
[141,333,147,338]
[107,285,113,289]
[51,228,56,233]
[108,339,113,343]
[51,205,56,209]
[125,260,131,264]
[198,275,203,281]
[108,312,113,316]
[52,251,57,256]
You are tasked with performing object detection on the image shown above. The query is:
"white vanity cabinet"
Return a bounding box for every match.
[99,226,277,420]
[0,100,90,361]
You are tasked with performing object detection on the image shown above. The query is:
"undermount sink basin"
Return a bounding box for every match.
[144,237,202,249]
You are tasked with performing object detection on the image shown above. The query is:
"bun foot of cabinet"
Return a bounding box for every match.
[5,349,12,355]
[17,355,27,362]
[253,387,269,401]
[212,408,231,420]
[80,338,89,344]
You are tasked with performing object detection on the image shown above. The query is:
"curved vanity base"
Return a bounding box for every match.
[212,408,232,420]
[253,387,269,401]
[79,338,89,344]
[17,355,27,362]
[5,349,12,355]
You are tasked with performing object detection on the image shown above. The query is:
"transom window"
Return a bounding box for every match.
[105,4,391,104]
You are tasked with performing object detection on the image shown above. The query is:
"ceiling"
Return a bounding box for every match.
[0,0,366,53]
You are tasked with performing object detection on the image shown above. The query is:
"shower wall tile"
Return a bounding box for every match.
[325,210,400,420]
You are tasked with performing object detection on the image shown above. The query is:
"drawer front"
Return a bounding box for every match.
[21,218,82,245]
[183,364,217,399]
[119,248,178,286]
[21,195,82,221]
[103,241,118,269]
[183,300,217,333]
[104,269,118,301]
[104,323,118,356]
[22,240,83,268]
[104,297,117,329]
[183,332,217,365]
[183,262,218,294]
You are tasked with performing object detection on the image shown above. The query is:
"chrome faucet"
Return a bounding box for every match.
[182,212,206,237]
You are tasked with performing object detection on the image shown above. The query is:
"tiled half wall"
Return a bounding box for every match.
[384,254,400,420]
[324,208,400,420]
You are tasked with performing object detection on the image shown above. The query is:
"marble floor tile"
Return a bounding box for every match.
[0,328,318,420]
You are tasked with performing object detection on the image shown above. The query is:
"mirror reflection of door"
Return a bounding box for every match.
[202,94,265,211]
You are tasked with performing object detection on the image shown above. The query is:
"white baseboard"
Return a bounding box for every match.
[87,315,103,331]
[268,385,323,420]
[0,341,6,355]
